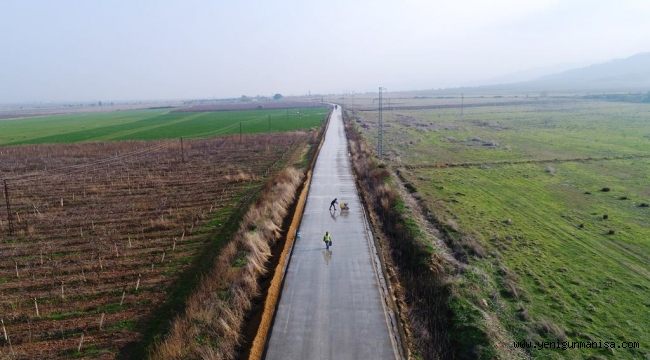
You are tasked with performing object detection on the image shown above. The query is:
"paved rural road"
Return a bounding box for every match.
[265,107,400,360]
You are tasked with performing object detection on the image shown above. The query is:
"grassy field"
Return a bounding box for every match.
[350,99,649,359]
[0,107,327,145]
[357,100,649,164]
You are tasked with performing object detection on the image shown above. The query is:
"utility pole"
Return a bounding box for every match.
[268,115,271,131]
[239,122,243,143]
[378,86,384,158]
[3,179,13,236]
[460,93,464,118]
[180,137,185,163]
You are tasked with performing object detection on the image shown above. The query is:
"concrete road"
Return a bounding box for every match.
[265,107,400,360]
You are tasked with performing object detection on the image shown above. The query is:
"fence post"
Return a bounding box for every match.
[3,179,13,236]
[180,137,186,163]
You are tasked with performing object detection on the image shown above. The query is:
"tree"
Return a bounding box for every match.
[273,93,283,100]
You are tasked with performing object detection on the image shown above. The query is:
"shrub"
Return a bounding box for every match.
[517,307,530,321]
[544,166,556,175]
[535,319,567,341]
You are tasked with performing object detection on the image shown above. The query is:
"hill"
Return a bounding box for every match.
[500,52,650,92]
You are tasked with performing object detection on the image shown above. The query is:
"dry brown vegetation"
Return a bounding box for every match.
[151,167,304,360]
[0,133,311,359]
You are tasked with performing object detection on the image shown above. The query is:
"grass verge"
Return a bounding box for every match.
[344,111,457,359]
[118,189,261,359]
[150,167,305,359]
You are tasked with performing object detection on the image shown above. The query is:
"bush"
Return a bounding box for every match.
[535,319,567,341]
[544,166,556,175]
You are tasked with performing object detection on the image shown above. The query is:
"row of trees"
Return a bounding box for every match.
[240,93,283,102]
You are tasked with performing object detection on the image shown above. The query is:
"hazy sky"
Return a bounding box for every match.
[2,0,650,103]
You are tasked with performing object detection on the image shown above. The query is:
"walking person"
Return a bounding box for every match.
[323,231,333,250]
[329,198,338,211]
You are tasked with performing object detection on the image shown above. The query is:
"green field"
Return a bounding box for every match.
[0,107,327,145]
[361,100,650,164]
[351,99,650,359]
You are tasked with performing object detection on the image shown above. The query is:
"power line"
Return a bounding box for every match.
[5,142,171,182]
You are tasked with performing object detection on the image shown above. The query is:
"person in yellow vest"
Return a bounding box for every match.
[323,231,333,250]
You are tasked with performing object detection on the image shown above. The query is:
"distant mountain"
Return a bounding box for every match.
[500,52,650,92]
[400,53,650,96]
[469,62,585,87]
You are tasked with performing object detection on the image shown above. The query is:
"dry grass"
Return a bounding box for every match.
[224,170,258,183]
[151,167,304,360]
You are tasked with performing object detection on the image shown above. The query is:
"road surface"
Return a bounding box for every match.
[265,107,400,360]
